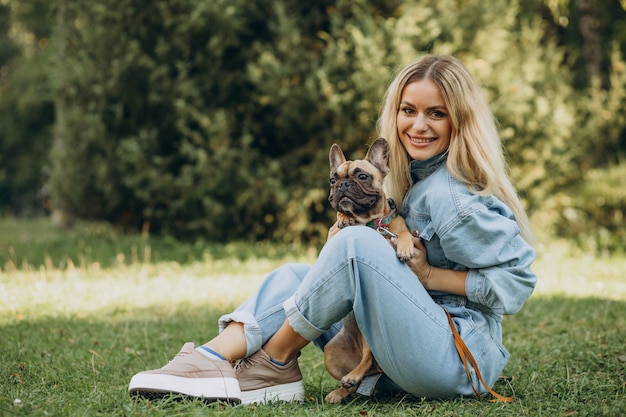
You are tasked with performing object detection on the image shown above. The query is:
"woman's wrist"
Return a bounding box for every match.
[419,264,433,289]
[423,267,468,296]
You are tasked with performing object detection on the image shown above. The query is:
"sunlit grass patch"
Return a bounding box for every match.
[0,264,266,322]
[532,239,626,300]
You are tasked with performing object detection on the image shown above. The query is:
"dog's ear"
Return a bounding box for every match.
[329,144,346,174]
[365,138,389,175]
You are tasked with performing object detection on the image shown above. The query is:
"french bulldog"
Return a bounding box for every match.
[324,137,415,403]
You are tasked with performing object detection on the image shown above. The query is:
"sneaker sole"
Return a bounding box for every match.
[128,373,241,404]
[240,380,305,404]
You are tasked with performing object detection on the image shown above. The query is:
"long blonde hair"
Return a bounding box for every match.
[378,55,534,243]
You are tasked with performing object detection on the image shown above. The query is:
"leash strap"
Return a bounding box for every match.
[444,309,513,403]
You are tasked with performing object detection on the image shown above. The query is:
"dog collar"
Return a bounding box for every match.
[366,199,398,230]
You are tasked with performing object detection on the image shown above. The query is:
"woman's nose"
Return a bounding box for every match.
[413,113,428,132]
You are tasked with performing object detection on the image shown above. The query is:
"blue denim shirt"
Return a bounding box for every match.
[402,154,537,317]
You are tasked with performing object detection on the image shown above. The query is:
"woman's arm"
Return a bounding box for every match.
[404,233,467,296]
[439,210,537,315]
[400,208,536,314]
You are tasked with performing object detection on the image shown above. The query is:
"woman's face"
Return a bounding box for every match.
[396,79,452,161]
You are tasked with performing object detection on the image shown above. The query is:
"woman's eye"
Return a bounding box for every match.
[401,107,414,115]
[431,110,447,118]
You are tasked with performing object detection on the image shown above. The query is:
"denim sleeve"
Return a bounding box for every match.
[439,207,537,315]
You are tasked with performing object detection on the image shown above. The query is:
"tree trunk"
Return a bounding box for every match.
[51,0,73,228]
[576,0,603,85]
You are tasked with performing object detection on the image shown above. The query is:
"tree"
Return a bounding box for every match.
[37,0,626,251]
[0,0,54,216]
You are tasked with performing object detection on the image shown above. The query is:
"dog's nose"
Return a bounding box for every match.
[337,180,354,191]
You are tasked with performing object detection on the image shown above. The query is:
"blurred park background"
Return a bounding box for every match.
[1,0,625,253]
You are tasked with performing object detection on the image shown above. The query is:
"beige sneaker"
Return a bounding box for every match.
[235,349,304,404]
[128,343,241,403]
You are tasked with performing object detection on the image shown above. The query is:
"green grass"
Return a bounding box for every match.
[0,217,312,271]
[1,217,625,416]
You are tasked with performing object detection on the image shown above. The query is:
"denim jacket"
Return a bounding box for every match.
[402,154,537,317]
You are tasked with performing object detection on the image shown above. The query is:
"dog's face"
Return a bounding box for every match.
[328,138,390,223]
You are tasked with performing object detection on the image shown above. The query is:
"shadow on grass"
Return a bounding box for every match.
[0,297,624,416]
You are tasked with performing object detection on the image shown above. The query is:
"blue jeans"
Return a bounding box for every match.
[219,226,508,399]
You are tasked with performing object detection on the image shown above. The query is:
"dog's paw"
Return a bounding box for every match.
[336,212,357,229]
[396,232,416,262]
[325,387,350,404]
[340,375,360,389]
[396,245,415,262]
[337,218,356,229]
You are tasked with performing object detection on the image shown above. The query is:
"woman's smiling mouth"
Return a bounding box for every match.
[409,136,437,144]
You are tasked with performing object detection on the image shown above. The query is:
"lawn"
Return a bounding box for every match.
[0,218,625,416]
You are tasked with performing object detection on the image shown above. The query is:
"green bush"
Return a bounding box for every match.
[0,1,54,216]
[542,164,626,255]
[2,0,624,252]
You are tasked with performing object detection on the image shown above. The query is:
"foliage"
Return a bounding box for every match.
[540,164,626,255]
[0,0,54,217]
[1,0,625,251]
[542,0,626,89]
[50,0,265,239]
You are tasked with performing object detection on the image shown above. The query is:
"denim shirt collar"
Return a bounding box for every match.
[409,153,448,183]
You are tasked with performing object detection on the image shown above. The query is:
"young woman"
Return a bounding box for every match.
[128,55,537,404]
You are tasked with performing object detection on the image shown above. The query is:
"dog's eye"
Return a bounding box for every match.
[357,173,370,181]
[330,177,336,186]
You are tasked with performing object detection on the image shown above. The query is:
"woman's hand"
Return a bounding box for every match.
[404,232,433,288]
[390,231,432,287]
[392,231,467,295]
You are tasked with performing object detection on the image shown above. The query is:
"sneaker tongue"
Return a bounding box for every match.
[180,342,195,353]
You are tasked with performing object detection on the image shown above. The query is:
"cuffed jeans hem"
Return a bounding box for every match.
[283,295,326,342]
[218,311,263,358]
